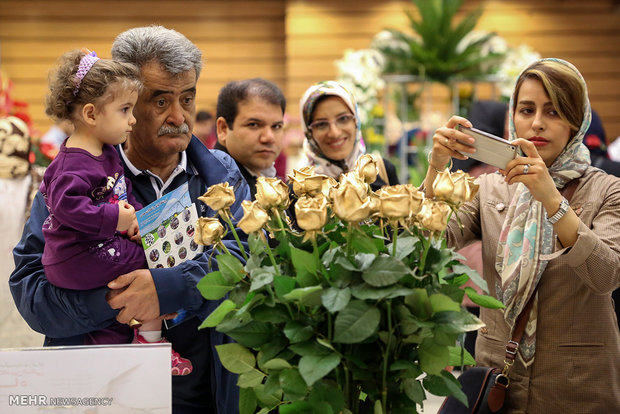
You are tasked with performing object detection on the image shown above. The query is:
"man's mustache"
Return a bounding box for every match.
[158,123,190,136]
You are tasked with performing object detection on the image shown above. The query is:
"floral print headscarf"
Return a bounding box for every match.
[299,81,366,178]
[495,58,592,366]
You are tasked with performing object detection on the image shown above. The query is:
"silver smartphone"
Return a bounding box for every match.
[455,125,519,170]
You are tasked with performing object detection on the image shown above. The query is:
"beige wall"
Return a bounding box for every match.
[1,0,619,139]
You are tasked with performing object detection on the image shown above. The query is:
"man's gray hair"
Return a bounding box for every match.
[111,25,202,79]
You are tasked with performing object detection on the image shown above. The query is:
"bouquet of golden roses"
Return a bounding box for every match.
[194,155,503,414]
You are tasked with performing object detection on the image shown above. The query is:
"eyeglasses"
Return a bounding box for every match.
[308,114,356,134]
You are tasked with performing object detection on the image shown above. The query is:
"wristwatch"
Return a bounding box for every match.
[547,197,570,224]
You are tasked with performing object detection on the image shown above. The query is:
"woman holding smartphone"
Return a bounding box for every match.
[427,58,620,412]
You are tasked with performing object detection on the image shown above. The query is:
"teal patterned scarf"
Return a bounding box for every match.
[495,58,591,366]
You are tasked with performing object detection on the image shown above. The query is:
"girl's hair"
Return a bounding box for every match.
[513,59,585,136]
[45,49,141,121]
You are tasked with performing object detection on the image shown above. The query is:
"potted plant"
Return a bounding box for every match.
[195,155,503,413]
[372,0,505,83]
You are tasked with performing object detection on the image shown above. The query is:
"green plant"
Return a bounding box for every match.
[195,161,503,414]
[373,0,505,83]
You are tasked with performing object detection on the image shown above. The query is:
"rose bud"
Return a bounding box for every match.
[195,217,226,246]
[237,200,270,234]
[355,153,379,184]
[198,182,236,211]
[377,185,411,219]
[417,199,451,232]
[255,177,290,209]
[288,166,316,196]
[295,194,328,232]
[331,180,372,222]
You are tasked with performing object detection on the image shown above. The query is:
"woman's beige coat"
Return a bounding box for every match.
[447,167,620,413]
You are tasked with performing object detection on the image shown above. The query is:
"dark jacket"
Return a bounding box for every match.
[214,141,259,200]
[10,136,249,414]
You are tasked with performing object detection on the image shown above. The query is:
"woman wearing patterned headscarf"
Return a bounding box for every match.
[299,81,398,188]
[428,59,620,412]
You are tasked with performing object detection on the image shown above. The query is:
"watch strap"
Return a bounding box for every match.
[548,197,570,224]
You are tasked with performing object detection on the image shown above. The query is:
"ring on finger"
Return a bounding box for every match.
[523,164,530,175]
[444,138,450,146]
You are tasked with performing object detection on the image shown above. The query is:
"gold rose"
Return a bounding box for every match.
[194,217,231,255]
[354,153,379,184]
[237,200,280,274]
[198,182,247,260]
[255,177,291,239]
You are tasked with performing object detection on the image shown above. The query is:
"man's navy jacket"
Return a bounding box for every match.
[10,137,249,413]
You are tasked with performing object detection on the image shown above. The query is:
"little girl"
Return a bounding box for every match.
[41,49,192,376]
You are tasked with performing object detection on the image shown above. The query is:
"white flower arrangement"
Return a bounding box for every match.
[496,44,541,99]
[335,48,386,127]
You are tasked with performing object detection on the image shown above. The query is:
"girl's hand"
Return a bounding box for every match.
[127,218,141,242]
[429,116,476,170]
[117,200,137,231]
[500,138,562,208]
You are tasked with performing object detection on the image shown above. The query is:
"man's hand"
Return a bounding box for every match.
[107,269,160,324]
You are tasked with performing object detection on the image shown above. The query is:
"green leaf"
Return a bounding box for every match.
[333,300,381,343]
[199,299,236,328]
[362,256,409,287]
[447,346,476,366]
[248,232,266,256]
[289,340,331,357]
[389,235,419,260]
[321,287,351,313]
[439,370,469,406]
[197,271,234,300]
[262,358,292,371]
[351,231,379,255]
[418,338,449,375]
[216,343,256,374]
[291,246,319,283]
[284,321,315,344]
[239,387,257,414]
[405,289,432,320]
[250,267,275,292]
[218,254,245,283]
[307,381,345,413]
[423,371,468,406]
[279,401,313,414]
[464,287,505,309]
[353,252,377,270]
[279,368,308,401]
[334,255,358,271]
[273,275,296,299]
[283,285,322,305]
[298,353,341,386]
[257,336,288,367]
[238,368,265,388]
[402,378,425,404]
[352,284,413,300]
[226,321,275,348]
[452,263,488,293]
[251,304,291,324]
[429,293,461,315]
[254,384,282,410]
[263,372,281,395]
